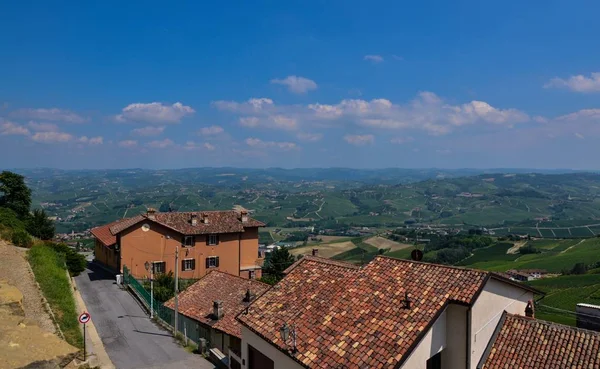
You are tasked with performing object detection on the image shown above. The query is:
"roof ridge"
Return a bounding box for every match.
[207,269,272,288]
[283,255,360,274]
[505,312,600,335]
[374,255,489,275]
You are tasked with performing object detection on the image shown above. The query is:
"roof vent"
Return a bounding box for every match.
[243,288,254,303]
[212,300,223,320]
[525,300,535,318]
[147,208,157,220]
[402,292,411,310]
[190,214,198,226]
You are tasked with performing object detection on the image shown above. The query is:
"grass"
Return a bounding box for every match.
[27,244,83,348]
[456,242,519,266]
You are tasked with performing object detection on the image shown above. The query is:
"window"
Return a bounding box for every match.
[207,234,219,246]
[152,261,166,274]
[182,235,195,247]
[249,270,256,279]
[248,344,273,369]
[426,351,442,369]
[206,256,219,268]
[182,258,195,271]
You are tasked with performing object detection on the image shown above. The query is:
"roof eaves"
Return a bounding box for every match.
[476,311,508,369]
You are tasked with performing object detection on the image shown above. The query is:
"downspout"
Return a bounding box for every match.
[238,233,242,276]
[466,307,472,369]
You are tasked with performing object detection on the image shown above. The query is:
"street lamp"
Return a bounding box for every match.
[144,261,154,319]
[279,322,297,353]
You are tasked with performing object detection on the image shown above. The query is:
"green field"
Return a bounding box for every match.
[456,242,519,266]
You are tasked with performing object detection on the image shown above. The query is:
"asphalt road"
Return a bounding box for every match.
[75,263,215,369]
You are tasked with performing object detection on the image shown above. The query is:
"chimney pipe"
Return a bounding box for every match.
[147,208,156,220]
[525,300,535,318]
[213,300,223,320]
[312,249,319,257]
[191,214,198,226]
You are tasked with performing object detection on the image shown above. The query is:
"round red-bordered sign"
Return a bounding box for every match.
[79,312,91,324]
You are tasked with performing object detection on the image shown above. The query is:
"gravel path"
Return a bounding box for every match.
[0,240,56,333]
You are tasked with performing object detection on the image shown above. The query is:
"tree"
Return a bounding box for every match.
[571,262,588,275]
[27,208,55,240]
[0,171,32,219]
[263,247,295,281]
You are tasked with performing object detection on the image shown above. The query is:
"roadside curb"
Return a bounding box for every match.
[70,272,116,369]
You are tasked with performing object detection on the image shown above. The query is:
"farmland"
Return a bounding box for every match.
[364,236,412,251]
[289,241,356,259]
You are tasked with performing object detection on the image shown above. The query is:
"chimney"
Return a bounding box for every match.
[213,300,223,320]
[201,212,209,224]
[241,210,248,223]
[190,214,198,226]
[312,249,319,257]
[147,208,156,220]
[525,300,535,318]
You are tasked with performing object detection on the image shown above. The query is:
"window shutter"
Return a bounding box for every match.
[205,257,210,269]
[181,259,185,271]
[215,256,220,267]
[192,236,196,246]
[206,235,210,246]
[215,235,220,245]
[191,259,196,270]
[181,236,185,246]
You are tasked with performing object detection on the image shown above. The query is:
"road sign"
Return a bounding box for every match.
[411,249,424,262]
[79,312,91,324]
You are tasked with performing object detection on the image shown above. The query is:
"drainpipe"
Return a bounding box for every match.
[238,233,242,276]
[466,307,472,369]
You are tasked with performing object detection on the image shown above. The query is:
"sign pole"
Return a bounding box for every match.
[83,322,86,361]
[150,266,154,319]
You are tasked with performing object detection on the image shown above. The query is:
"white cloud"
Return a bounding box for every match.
[390,136,414,144]
[78,136,104,145]
[245,137,297,151]
[204,142,215,150]
[212,98,274,114]
[575,132,585,139]
[12,108,87,123]
[270,76,318,94]
[115,102,195,124]
[198,125,224,135]
[544,72,600,93]
[364,55,384,63]
[215,92,530,136]
[344,134,374,146]
[239,117,260,127]
[183,141,216,151]
[31,131,73,143]
[147,138,174,149]
[0,120,30,136]
[132,126,165,137]
[27,122,59,132]
[555,109,600,121]
[297,132,323,142]
[118,140,138,148]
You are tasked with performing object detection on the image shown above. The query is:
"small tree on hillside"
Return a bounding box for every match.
[263,247,295,282]
[27,208,55,240]
[0,171,32,219]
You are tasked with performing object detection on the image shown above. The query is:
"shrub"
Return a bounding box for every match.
[11,228,33,248]
[0,207,26,229]
[519,245,540,255]
[44,241,87,276]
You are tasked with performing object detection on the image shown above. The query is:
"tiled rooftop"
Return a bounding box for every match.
[238,256,505,368]
[480,312,600,368]
[90,218,130,246]
[107,210,264,236]
[164,271,270,338]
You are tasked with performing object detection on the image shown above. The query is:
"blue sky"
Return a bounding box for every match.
[1,0,600,169]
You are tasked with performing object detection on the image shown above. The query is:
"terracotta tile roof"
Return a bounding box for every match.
[479,312,600,369]
[108,211,264,236]
[283,255,361,274]
[108,215,145,235]
[91,218,131,246]
[238,256,537,369]
[164,271,270,338]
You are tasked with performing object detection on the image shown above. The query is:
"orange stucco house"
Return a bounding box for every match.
[91,208,265,280]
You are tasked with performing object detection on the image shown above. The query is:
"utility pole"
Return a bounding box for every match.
[150,266,154,319]
[174,245,179,336]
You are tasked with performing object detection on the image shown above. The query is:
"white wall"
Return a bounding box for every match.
[442,304,468,369]
[401,308,447,369]
[241,326,304,369]
[469,278,533,369]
